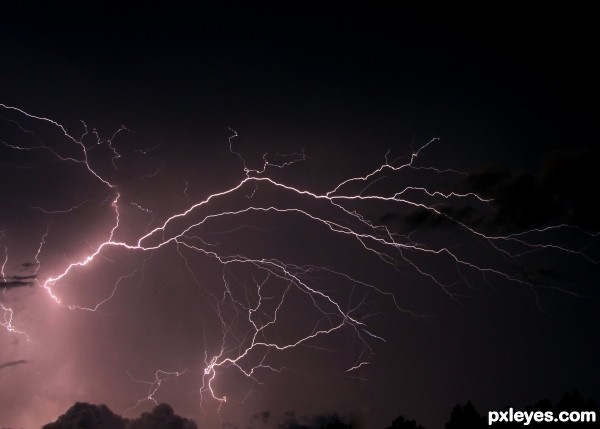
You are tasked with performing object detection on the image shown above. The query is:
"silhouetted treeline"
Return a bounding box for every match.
[41,403,197,429]
[32,389,598,429]
[445,400,485,428]
[393,389,597,429]
[383,415,426,429]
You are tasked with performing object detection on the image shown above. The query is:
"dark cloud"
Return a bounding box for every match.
[19,262,36,269]
[520,266,564,286]
[1,280,34,289]
[42,403,197,429]
[403,206,482,229]
[0,359,29,371]
[1,275,36,289]
[466,147,600,232]
[381,147,600,234]
[250,411,271,425]
[9,274,36,280]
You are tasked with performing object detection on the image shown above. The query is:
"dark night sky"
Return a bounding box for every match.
[1,3,599,429]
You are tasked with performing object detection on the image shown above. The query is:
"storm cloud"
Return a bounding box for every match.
[381,147,600,234]
[466,147,600,232]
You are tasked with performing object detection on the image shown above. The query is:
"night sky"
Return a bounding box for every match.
[1,4,599,429]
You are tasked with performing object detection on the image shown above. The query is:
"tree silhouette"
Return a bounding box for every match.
[42,402,127,429]
[321,420,352,429]
[445,401,485,429]
[557,389,597,414]
[41,402,196,429]
[38,390,598,429]
[384,415,426,429]
[320,420,352,429]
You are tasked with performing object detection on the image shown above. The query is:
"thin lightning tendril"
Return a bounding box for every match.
[125,369,187,414]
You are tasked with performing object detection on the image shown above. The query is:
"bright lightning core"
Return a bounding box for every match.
[0,104,595,417]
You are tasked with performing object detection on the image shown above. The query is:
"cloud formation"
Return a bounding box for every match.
[465,147,599,231]
[0,359,29,371]
[1,274,36,289]
[381,147,600,234]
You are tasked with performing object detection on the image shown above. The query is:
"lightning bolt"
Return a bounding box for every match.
[0,103,595,412]
[1,245,7,285]
[125,369,187,414]
[1,303,19,334]
[1,240,28,337]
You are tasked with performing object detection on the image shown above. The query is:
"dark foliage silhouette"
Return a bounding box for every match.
[42,402,127,429]
[128,404,197,429]
[383,415,426,429]
[42,403,196,429]
[320,420,351,429]
[41,390,597,429]
[445,400,485,429]
[277,412,351,429]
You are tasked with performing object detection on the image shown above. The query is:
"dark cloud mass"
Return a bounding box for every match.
[0,359,28,371]
[466,147,600,232]
[250,411,271,425]
[0,279,34,289]
[1,274,36,289]
[381,147,600,234]
[19,262,36,269]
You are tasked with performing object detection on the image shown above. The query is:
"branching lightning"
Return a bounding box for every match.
[0,103,596,414]
[126,369,187,413]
